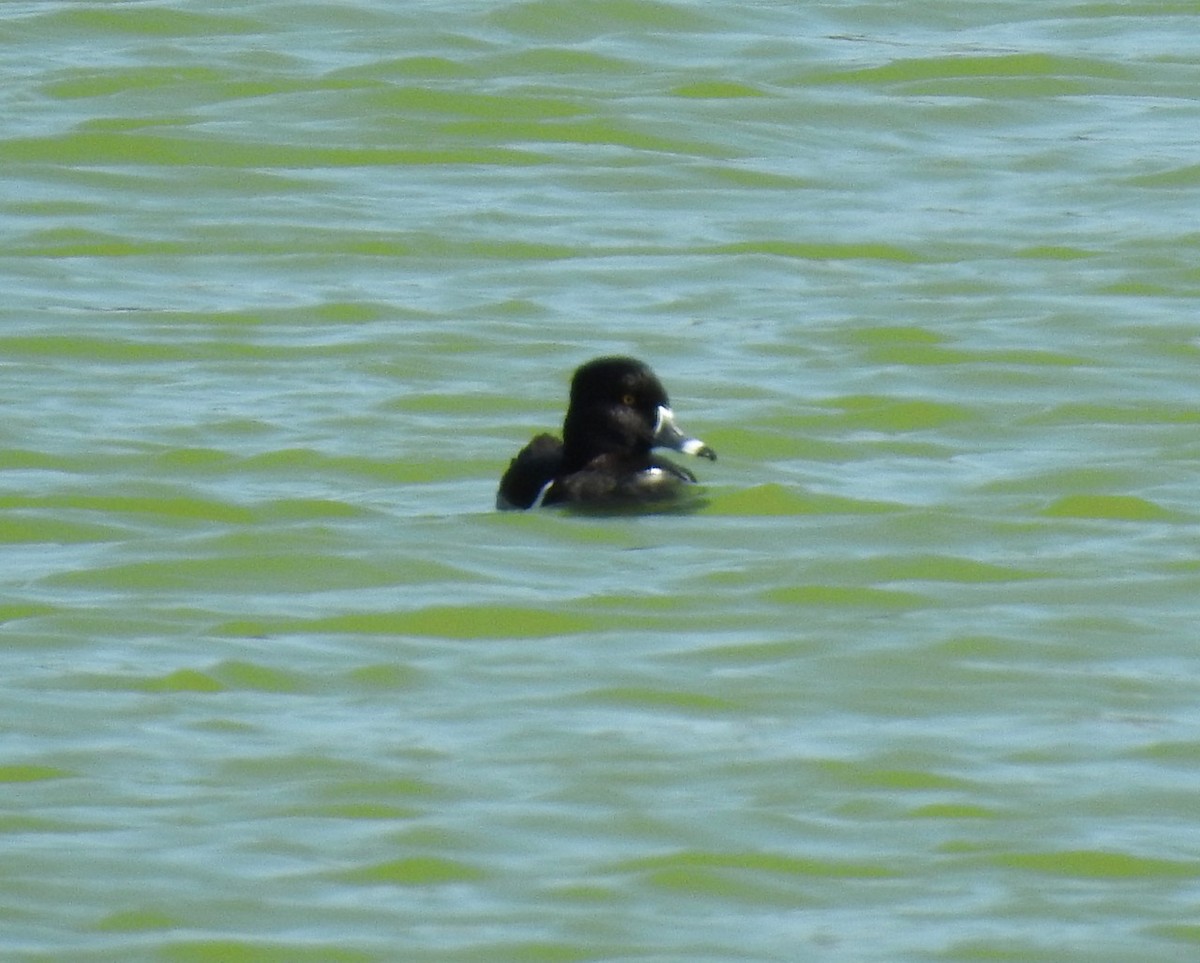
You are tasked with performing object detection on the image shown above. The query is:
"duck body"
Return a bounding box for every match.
[497,356,715,511]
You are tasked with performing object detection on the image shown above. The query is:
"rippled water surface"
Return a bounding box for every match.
[3,1,1200,960]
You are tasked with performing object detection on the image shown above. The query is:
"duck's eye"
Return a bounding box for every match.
[622,393,636,406]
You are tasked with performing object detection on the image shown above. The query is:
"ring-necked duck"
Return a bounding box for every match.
[497,356,716,511]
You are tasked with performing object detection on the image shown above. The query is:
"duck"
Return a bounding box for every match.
[497,356,716,511]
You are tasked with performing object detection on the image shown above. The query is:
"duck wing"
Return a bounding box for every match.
[496,433,563,510]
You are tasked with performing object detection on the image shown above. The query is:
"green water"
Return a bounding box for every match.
[3,1,1199,960]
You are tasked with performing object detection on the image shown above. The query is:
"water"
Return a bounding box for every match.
[3,1,1200,960]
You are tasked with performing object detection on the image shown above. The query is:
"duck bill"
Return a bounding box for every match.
[652,405,716,460]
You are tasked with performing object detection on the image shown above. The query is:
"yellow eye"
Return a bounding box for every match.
[622,393,636,406]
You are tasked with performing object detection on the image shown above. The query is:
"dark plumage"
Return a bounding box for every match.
[497,356,716,511]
